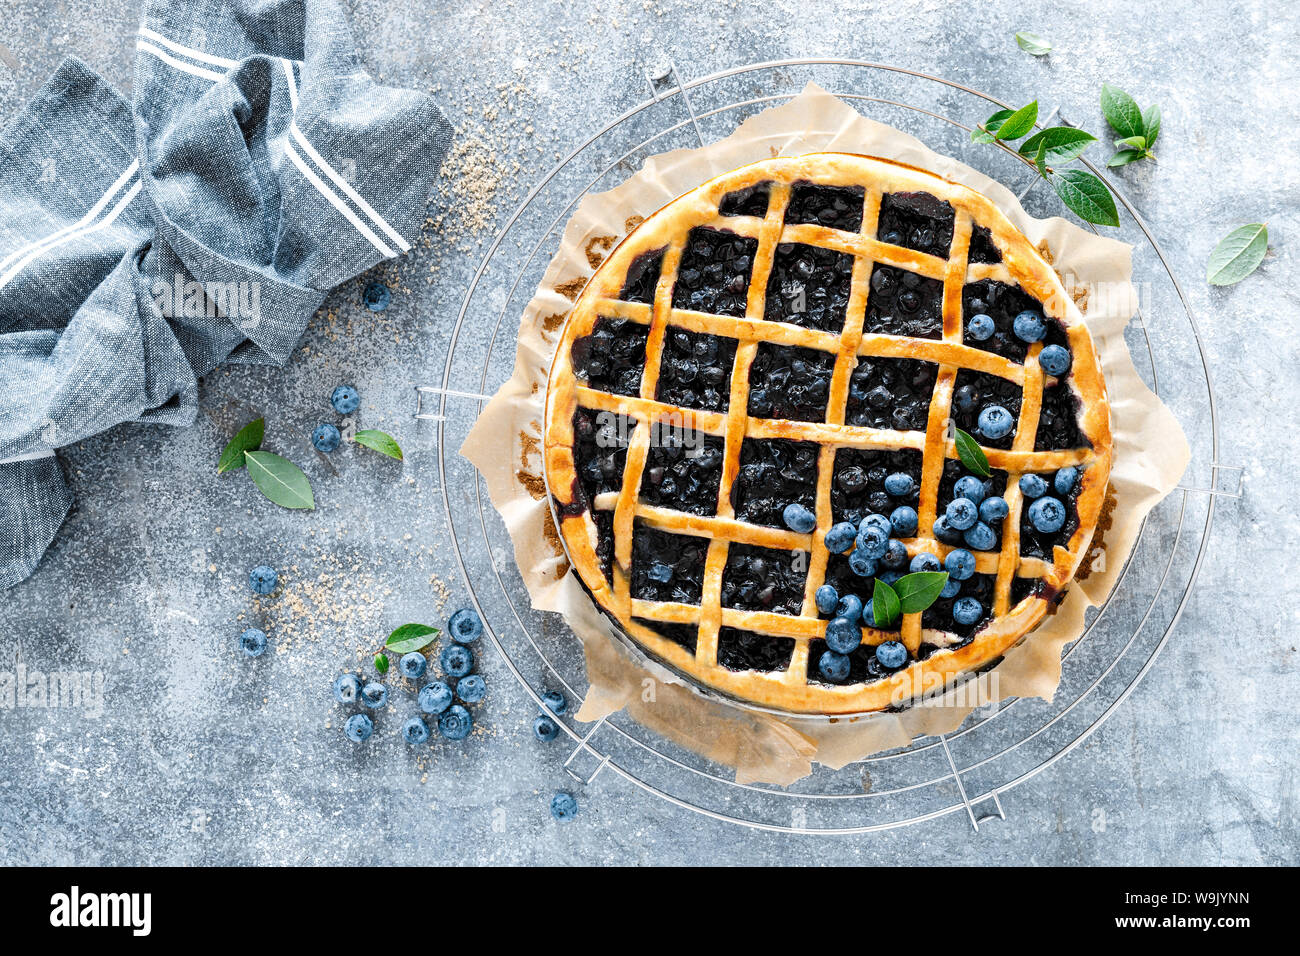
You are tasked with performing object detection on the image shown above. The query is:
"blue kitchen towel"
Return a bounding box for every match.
[0,0,451,588]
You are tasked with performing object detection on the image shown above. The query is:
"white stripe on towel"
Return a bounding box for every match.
[284,140,396,258]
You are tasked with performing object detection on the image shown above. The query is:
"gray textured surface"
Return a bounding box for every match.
[1,0,1296,865]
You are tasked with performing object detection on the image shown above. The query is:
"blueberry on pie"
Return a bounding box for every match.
[544,154,1112,714]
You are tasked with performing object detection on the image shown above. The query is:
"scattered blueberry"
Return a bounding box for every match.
[331,385,360,415]
[884,472,915,497]
[824,521,858,554]
[363,282,392,312]
[876,640,908,669]
[879,570,903,586]
[860,513,893,536]
[361,682,387,709]
[862,599,875,625]
[647,562,673,583]
[848,549,878,577]
[312,423,341,453]
[418,681,453,714]
[818,650,851,683]
[978,405,1014,439]
[967,313,995,341]
[438,704,473,741]
[448,607,483,643]
[979,496,1009,524]
[964,521,998,551]
[457,674,486,704]
[882,539,908,568]
[401,716,430,745]
[398,652,427,679]
[953,597,984,626]
[344,713,373,742]
[933,515,963,544]
[1028,496,1067,533]
[1054,466,1079,496]
[940,577,962,598]
[440,644,473,678]
[890,505,919,537]
[944,548,976,581]
[953,475,986,504]
[782,502,816,534]
[909,552,941,574]
[815,584,839,615]
[835,594,864,623]
[333,673,361,704]
[856,523,890,560]
[248,565,277,595]
[1013,309,1046,342]
[532,714,559,742]
[1039,344,1072,376]
[550,791,578,821]
[825,617,862,655]
[945,497,978,531]
[238,627,267,658]
[1018,474,1048,498]
[542,689,568,715]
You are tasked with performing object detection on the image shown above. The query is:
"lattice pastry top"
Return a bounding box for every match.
[543,153,1112,714]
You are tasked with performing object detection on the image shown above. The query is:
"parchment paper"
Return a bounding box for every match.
[463,84,1190,786]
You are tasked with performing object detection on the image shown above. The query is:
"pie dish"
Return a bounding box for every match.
[542,153,1112,715]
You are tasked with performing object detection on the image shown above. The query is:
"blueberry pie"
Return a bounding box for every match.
[543,154,1112,714]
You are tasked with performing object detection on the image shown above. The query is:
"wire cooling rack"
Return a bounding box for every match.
[424,60,1237,833]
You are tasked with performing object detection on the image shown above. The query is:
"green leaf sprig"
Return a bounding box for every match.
[1014,31,1052,56]
[217,419,315,510]
[953,427,991,478]
[871,571,951,627]
[971,101,1118,227]
[1207,224,1268,286]
[1101,84,1160,167]
[384,623,439,654]
[354,429,404,460]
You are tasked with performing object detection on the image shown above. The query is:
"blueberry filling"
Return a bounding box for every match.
[1019,491,1079,558]
[633,617,699,653]
[830,447,923,526]
[844,356,938,431]
[619,247,665,304]
[672,227,758,318]
[877,191,955,258]
[1010,576,1042,606]
[720,543,807,616]
[572,407,633,503]
[718,181,772,218]
[571,317,647,396]
[764,242,853,332]
[1035,381,1087,451]
[593,510,615,584]
[935,459,1008,517]
[640,433,725,516]
[962,280,1068,363]
[784,181,865,232]
[655,326,737,412]
[631,522,709,605]
[950,370,1022,450]
[806,638,896,685]
[922,571,996,637]
[864,264,943,339]
[967,225,1002,264]
[717,627,796,673]
[747,343,835,422]
[732,437,819,528]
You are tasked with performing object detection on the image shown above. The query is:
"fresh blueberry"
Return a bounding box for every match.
[1018,474,1048,498]
[647,562,673,584]
[945,497,978,531]
[550,791,579,821]
[448,607,483,643]
[856,523,890,560]
[312,423,341,453]
[848,548,878,577]
[330,385,360,415]
[783,502,816,533]
[824,521,858,554]
[542,689,567,715]
[363,282,392,312]
[815,584,839,615]
[401,716,430,745]
[876,640,908,669]
[890,505,919,537]
[953,597,984,626]
[438,704,473,741]
[944,548,976,581]
[884,472,915,497]
[398,652,427,679]
[879,570,903,586]
[882,539,908,569]
[361,682,387,709]
[1028,496,1067,533]
[953,476,986,504]
[333,673,361,704]
[1054,466,1079,496]
[457,674,486,704]
[978,405,1014,439]
[239,627,267,657]
[1013,309,1046,342]
[964,521,998,551]
[533,714,559,742]
[418,681,453,714]
[967,313,995,341]
[860,513,892,536]
[440,644,473,678]
[909,553,941,574]
[1039,344,1072,376]
[862,599,876,626]
[940,577,962,598]
[818,650,851,683]
[835,594,863,623]
[933,515,963,544]
[344,713,373,743]
[248,565,277,595]
[825,617,862,655]
[979,496,1009,524]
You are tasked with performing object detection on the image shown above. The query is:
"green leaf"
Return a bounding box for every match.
[894,571,950,614]
[354,429,403,461]
[373,653,389,674]
[244,450,315,510]
[1107,149,1145,167]
[217,418,264,474]
[384,623,439,654]
[871,578,901,628]
[1206,224,1268,286]
[1052,169,1120,227]
[1014,31,1052,55]
[953,428,991,478]
[1031,138,1048,176]
[1142,104,1161,146]
[1113,135,1148,151]
[1018,127,1097,167]
[994,100,1039,141]
[971,109,1014,143]
[1100,84,1145,139]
